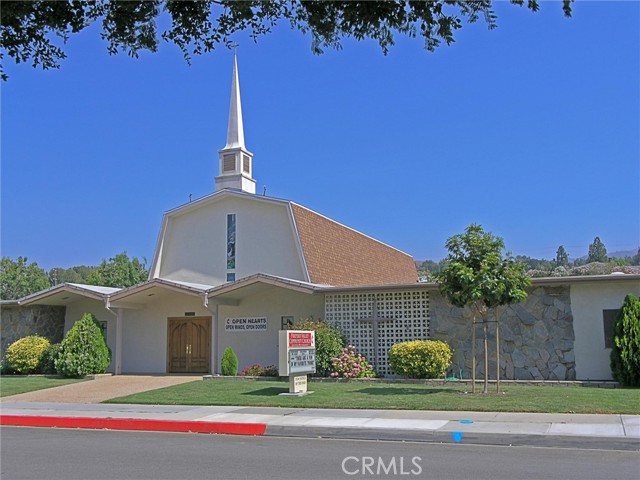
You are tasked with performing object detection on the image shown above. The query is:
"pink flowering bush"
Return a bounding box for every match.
[330,346,376,379]
[239,363,278,377]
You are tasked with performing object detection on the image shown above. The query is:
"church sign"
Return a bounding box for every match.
[224,317,267,332]
[278,330,316,394]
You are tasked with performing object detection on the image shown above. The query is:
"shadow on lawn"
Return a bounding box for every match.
[356,387,449,396]
[241,387,288,396]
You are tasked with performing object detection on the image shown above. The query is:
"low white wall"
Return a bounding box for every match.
[572,278,640,380]
[216,288,324,373]
[120,293,211,374]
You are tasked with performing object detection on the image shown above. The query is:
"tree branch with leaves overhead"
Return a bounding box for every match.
[0,0,573,80]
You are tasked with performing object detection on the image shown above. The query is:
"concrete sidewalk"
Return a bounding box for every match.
[0,375,201,403]
[2,401,639,451]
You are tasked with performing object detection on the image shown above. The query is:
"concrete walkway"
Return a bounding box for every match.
[0,375,200,403]
[1,376,638,451]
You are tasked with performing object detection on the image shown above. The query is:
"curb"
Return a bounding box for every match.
[264,425,640,451]
[0,415,266,436]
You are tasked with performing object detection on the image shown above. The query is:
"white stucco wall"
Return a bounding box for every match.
[119,293,211,374]
[571,278,640,380]
[64,298,116,372]
[215,287,324,373]
[157,195,306,286]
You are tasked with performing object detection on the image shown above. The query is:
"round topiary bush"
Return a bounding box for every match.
[55,313,111,377]
[221,347,239,376]
[388,340,453,379]
[5,335,51,374]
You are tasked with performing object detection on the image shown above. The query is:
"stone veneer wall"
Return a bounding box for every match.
[0,305,66,356]
[429,286,576,380]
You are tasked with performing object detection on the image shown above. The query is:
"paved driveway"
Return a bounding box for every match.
[0,375,200,404]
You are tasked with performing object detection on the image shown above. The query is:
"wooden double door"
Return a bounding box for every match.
[167,317,211,373]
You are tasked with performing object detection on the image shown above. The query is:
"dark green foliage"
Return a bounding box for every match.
[554,246,569,267]
[5,335,51,374]
[39,343,62,374]
[293,319,345,376]
[436,224,530,310]
[610,294,640,386]
[55,313,111,377]
[0,1,572,80]
[220,347,239,376]
[0,357,16,375]
[587,236,608,263]
[85,252,148,288]
[0,256,51,300]
[48,265,96,285]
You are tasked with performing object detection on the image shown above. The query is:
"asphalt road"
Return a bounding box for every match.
[1,427,638,480]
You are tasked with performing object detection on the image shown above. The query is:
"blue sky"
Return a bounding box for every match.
[1,1,638,271]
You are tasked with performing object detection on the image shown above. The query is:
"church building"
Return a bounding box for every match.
[2,56,638,381]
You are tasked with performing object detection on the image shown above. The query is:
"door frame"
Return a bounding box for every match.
[166,316,212,373]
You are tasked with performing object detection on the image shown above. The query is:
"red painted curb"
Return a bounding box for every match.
[0,415,266,436]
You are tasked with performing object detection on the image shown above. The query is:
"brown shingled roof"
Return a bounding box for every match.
[290,203,418,287]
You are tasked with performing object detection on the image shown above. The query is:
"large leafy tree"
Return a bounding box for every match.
[0,256,51,300]
[0,0,573,80]
[436,224,530,393]
[85,252,148,288]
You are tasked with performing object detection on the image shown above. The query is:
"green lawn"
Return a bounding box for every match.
[0,376,86,397]
[105,380,640,414]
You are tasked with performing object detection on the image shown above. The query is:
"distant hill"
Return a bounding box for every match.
[607,249,637,259]
[575,249,638,261]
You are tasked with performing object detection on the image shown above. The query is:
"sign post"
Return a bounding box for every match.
[278,330,316,396]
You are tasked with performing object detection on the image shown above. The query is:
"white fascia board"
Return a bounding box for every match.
[206,273,320,298]
[18,283,112,305]
[319,283,431,294]
[149,214,170,280]
[319,274,640,293]
[109,278,207,303]
[530,274,640,286]
[163,189,291,219]
[286,202,311,283]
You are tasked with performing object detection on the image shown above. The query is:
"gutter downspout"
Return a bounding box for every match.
[202,293,219,375]
[104,298,123,375]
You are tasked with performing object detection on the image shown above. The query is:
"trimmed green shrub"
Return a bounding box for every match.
[5,335,51,374]
[40,343,62,375]
[55,313,111,377]
[293,318,345,376]
[610,294,640,386]
[389,340,453,379]
[0,356,16,375]
[221,347,239,376]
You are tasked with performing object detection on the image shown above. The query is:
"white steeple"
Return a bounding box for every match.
[215,51,256,194]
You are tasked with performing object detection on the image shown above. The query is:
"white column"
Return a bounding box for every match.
[211,304,219,374]
[115,309,123,375]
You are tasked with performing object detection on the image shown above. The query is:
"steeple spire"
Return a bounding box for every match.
[215,50,256,194]
[224,50,245,150]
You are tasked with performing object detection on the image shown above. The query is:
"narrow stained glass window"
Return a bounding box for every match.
[227,214,236,269]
